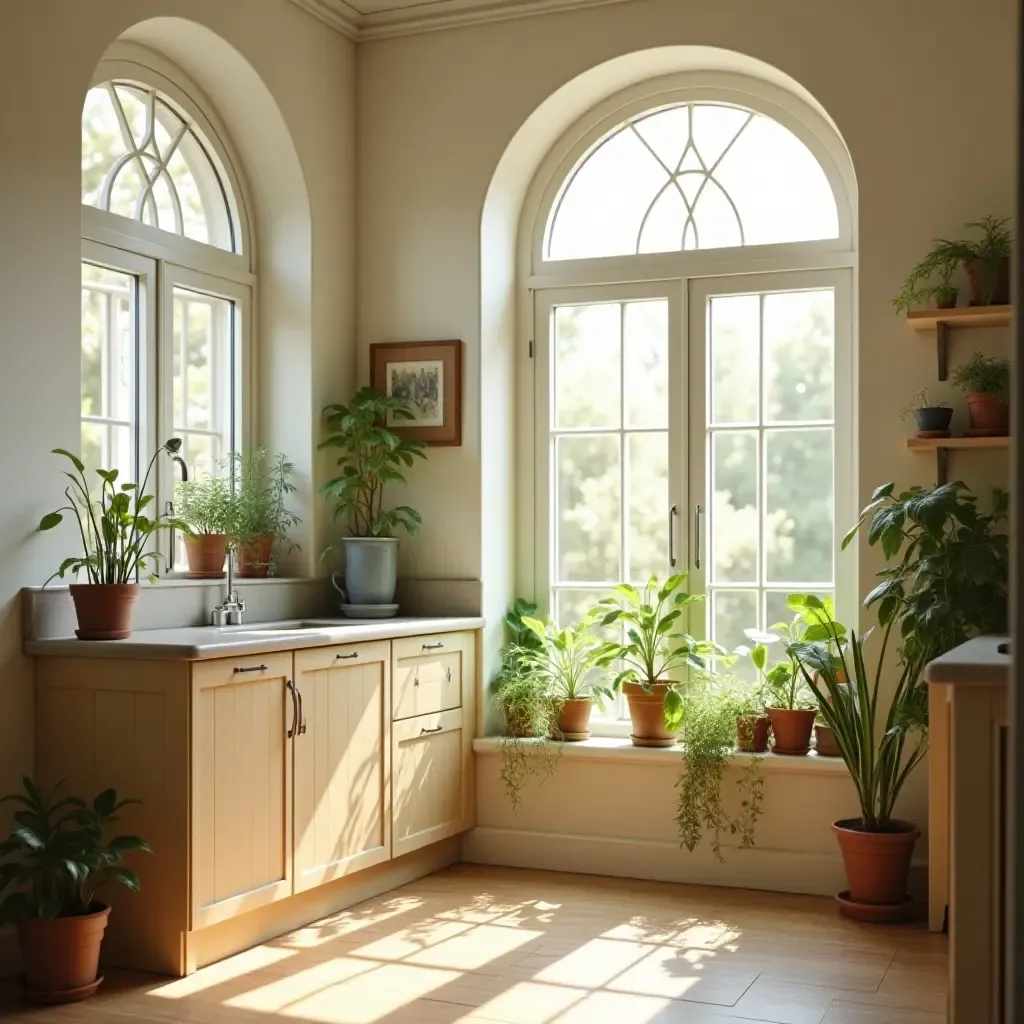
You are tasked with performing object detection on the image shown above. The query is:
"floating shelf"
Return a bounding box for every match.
[904,305,1012,380]
[906,435,1010,484]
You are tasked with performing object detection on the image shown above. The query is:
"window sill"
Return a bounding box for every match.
[472,736,851,775]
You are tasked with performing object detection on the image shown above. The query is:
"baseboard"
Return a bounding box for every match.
[463,827,928,901]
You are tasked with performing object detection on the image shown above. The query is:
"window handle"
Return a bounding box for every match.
[693,504,703,570]
[668,504,678,567]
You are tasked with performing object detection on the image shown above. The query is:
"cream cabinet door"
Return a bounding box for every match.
[191,652,293,930]
[293,641,391,892]
[392,708,471,858]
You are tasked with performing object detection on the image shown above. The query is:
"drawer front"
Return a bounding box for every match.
[392,633,467,721]
[193,651,292,691]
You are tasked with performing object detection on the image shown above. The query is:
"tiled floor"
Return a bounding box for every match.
[0,864,948,1024]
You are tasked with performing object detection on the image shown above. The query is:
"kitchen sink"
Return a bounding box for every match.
[216,619,355,633]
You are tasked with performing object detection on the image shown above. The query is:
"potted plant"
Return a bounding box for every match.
[319,389,426,608]
[891,250,960,313]
[176,470,232,578]
[813,714,841,757]
[734,680,771,754]
[492,599,560,808]
[899,387,953,438]
[951,351,1010,436]
[37,440,185,639]
[518,613,613,741]
[789,600,927,921]
[230,450,301,577]
[675,674,765,862]
[595,574,719,748]
[745,597,848,755]
[0,779,149,1001]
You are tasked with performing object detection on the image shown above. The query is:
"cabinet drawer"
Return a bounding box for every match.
[191,651,292,691]
[392,633,468,721]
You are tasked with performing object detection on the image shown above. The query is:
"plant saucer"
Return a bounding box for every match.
[340,603,400,619]
[19,973,104,1004]
[834,891,914,923]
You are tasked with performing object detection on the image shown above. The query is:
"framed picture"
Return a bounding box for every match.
[370,339,463,446]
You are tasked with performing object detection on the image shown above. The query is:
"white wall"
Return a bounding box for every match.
[0,0,354,810]
[357,0,1015,886]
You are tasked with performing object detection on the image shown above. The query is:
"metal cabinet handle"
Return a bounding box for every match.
[420,724,443,735]
[422,642,444,650]
[296,682,306,736]
[234,663,268,674]
[447,667,452,682]
[286,680,299,739]
[414,675,420,687]
[693,504,703,570]
[668,504,678,567]
[336,651,359,660]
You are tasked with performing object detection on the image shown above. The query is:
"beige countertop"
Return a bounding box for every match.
[25,616,485,661]
[924,635,1010,687]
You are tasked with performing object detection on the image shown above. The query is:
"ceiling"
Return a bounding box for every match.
[290,0,631,40]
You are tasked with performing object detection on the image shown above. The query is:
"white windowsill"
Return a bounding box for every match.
[472,735,851,775]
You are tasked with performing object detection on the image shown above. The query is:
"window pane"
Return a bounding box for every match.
[712,590,758,681]
[556,434,620,583]
[81,262,136,484]
[554,303,620,429]
[624,300,668,428]
[710,294,759,425]
[711,431,758,583]
[555,589,610,628]
[764,290,834,423]
[626,432,668,582]
[765,427,833,584]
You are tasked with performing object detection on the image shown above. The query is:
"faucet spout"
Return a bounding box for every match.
[211,546,245,626]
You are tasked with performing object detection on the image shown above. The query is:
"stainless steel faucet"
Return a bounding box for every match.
[210,547,245,626]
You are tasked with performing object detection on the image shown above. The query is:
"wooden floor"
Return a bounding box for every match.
[0,865,947,1024]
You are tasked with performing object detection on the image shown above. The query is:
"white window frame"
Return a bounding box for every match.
[80,47,256,576]
[517,74,858,735]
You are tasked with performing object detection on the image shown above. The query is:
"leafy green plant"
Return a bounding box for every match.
[951,351,1010,402]
[38,440,186,584]
[788,599,927,831]
[319,388,426,544]
[176,471,233,535]
[898,387,950,423]
[595,574,720,730]
[492,599,560,809]
[892,216,1012,312]
[229,449,302,571]
[0,778,150,921]
[675,675,765,862]
[843,481,1008,675]
[518,614,613,704]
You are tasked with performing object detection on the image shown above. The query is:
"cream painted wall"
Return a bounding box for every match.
[357,0,1016,886]
[0,0,354,812]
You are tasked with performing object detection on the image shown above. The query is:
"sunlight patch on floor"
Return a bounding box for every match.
[150,946,296,998]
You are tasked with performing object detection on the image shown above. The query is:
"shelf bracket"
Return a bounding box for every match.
[936,446,948,486]
[936,321,949,381]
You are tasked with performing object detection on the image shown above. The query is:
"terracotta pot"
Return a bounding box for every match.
[814,722,842,757]
[234,536,274,578]
[69,584,139,641]
[18,904,109,999]
[623,682,676,748]
[966,257,1010,306]
[183,534,229,579]
[832,818,920,909]
[552,698,592,741]
[766,707,816,755]
[965,393,1009,435]
[504,704,533,738]
[736,715,770,753]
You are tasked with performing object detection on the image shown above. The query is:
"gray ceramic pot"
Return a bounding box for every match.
[340,537,399,604]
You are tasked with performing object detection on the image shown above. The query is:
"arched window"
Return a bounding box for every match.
[80,50,253,572]
[524,77,856,730]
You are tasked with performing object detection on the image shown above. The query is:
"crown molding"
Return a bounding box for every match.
[288,0,632,40]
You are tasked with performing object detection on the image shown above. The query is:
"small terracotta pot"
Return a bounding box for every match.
[966,257,1010,306]
[69,584,139,641]
[183,534,229,578]
[18,903,109,999]
[832,818,920,909]
[504,704,533,738]
[234,536,274,578]
[623,682,676,747]
[814,722,842,757]
[766,707,816,755]
[736,715,770,753]
[553,698,592,741]
[965,393,1009,435]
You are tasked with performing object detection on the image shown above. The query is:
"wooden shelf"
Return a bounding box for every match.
[906,435,1010,483]
[904,305,1012,380]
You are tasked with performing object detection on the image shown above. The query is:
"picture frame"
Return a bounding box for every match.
[370,339,463,446]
